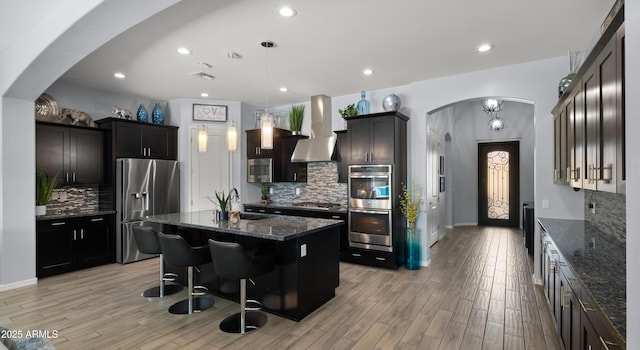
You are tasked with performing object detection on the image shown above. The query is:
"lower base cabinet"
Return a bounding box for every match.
[540,224,624,350]
[36,214,115,278]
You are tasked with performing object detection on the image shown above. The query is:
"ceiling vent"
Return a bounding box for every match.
[190,71,215,80]
[191,62,214,80]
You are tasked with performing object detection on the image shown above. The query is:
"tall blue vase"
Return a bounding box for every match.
[152,102,165,125]
[405,227,421,270]
[136,104,148,122]
[357,91,370,115]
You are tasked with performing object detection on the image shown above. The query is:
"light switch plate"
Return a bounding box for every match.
[300,244,307,257]
[542,199,550,209]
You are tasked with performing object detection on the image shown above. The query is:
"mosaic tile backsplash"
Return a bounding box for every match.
[584,189,626,243]
[268,162,347,206]
[46,185,100,214]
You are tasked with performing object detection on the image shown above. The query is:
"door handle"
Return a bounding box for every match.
[66,172,69,183]
[142,192,149,211]
[293,172,297,181]
[73,229,77,240]
[72,172,76,182]
[80,228,84,239]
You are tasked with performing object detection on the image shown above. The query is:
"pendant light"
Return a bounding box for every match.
[198,125,208,152]
[481,99,505,132]
[260,40,275,150]
[227,51,241,152]
[227,121,237,151]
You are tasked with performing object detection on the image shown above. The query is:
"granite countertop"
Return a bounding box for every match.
[537,217,626,339]
[36,209,116,221]
[144,210,343,241]
[243,202,348,214]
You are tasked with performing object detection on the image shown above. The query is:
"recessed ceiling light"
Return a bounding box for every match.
[279,6,297,17]
[363,68,373,76]
[477,44,493,52]
[200,92,209,98]
[177,47,192,55]
[280,87,288,92]
[113,72,126,79]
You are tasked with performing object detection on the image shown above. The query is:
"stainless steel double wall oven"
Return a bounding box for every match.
[348,165,394,252]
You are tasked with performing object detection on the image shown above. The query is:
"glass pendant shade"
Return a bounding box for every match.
[198,125,208,152]
[488,114,505,132]
[261,113,274,149]
[227,123,237,151]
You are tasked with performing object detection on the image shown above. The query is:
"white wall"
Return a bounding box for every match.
[626,1,639,347]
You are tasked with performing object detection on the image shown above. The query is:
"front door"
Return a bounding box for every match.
[478,141,519,227]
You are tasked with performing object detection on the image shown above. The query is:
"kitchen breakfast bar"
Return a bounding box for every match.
[144,211,343,321]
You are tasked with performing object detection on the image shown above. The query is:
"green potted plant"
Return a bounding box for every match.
[260,182,270,204]
[36,170,56,216]
[338,103,358,119]
[210,188,239,221]
[289,104,305,134]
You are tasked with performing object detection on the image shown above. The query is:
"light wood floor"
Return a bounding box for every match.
[0,226,560,349]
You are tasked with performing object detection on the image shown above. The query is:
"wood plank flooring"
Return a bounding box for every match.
[0,226,560,349]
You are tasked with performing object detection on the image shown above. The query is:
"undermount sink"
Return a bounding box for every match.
[240,212,265,220]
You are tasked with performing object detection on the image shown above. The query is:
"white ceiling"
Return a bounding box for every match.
[58,0,614,107]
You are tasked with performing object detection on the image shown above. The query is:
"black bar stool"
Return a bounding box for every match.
[132,226,183,298]
[208,239,275,334]
[158,232,214,314]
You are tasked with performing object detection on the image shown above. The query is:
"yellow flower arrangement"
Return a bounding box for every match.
[399,183,422,230]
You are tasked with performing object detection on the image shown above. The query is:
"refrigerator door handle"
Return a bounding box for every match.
[142,192,149,211]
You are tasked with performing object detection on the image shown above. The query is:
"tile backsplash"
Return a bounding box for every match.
[268,162,347,206]
[46,185,100,214]
[584,189,626,243]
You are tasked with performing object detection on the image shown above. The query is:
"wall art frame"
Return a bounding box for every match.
[193,104,227,122]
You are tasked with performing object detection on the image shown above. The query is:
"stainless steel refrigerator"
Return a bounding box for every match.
[116,158,180,264]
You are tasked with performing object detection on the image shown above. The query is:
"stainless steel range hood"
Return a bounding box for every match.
[291,94,336,162]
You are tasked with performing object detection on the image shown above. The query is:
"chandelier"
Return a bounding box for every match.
[482,99,505,132]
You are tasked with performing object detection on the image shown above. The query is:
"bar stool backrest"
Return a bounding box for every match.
[133,226,161,255]
[208,240,252,280]
[159,232,201,268]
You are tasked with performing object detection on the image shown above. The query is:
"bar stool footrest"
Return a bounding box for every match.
[219,311,268,334]
[141,284,184,298]
[245,299,262,311]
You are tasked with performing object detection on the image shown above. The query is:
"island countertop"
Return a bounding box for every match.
[143,210,343,241]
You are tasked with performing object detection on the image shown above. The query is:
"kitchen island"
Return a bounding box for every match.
[144,210,343,321]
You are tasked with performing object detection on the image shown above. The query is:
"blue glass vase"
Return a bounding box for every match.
[136,104,148,123]
[152,102,165,125]
[405,227,421,270]
[357,91,370,115]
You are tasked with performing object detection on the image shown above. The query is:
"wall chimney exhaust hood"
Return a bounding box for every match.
[291,95,336,162]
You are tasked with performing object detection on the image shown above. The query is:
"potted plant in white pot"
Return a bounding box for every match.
[36,170,56,216]
[289,104,305,135]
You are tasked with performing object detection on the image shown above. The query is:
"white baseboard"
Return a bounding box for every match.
[444,225,454,229]
[531,274,543,286]
[453,222,478,227]
[421,258,431,267]
[0,278,37,291]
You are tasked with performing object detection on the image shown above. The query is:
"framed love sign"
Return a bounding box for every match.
[193,104,227,121]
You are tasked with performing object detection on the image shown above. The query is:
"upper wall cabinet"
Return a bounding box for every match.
[36,122,105,185]
[96,118,178,160]
[552,11,625,194]
[346,111,408,166]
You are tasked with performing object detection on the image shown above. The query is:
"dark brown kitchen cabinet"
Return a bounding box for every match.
[553,108,567,184]
[348,113,402,165]
[279,135,307,182]
[36,214,115,278]
[96,118,178,160]
[36,122,104,185]
[246,129,273,159]
[552,10,624,194]
[246,128,306,182]
[540,222,625,350]
[332,130,349,183]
